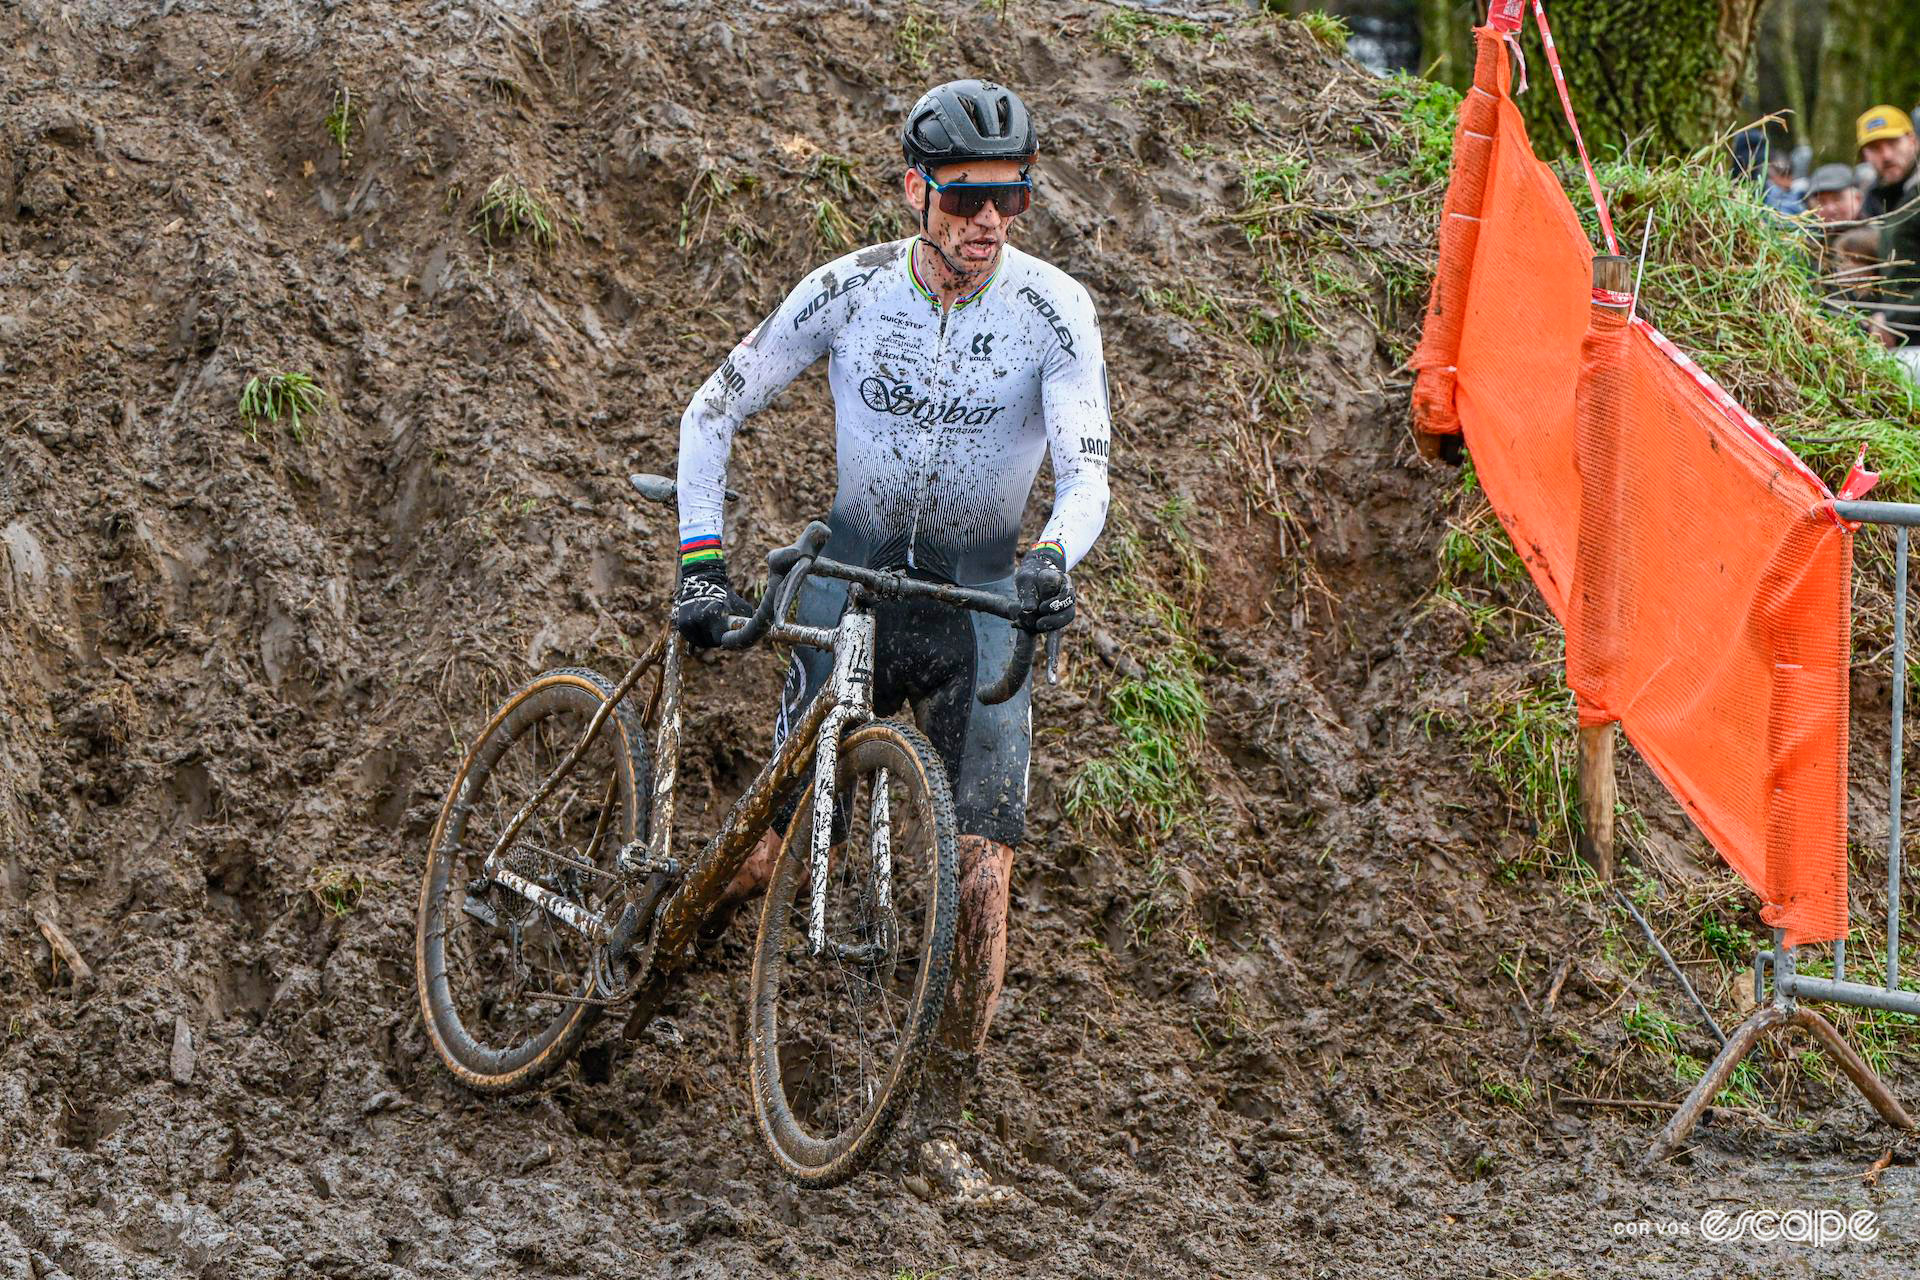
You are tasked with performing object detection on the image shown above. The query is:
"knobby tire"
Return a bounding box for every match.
[415,666,649,1094]
[747,719,959,1187]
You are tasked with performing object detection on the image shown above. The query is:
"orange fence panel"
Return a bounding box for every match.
[1412,27,1851,947]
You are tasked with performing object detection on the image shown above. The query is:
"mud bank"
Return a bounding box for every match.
[1,2,1913,1276]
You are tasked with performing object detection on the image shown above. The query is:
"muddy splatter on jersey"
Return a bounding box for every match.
[677,239,1111,585]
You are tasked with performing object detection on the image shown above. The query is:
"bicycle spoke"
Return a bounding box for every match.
[772,764,928,1137]
[426,679,633,1067]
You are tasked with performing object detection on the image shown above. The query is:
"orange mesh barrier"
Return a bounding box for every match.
[1411,28,1852,947]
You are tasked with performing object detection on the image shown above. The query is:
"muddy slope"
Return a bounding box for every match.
[2,2,1914,1277]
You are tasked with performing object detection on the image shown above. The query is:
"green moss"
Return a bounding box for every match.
[1379,73,1462,186]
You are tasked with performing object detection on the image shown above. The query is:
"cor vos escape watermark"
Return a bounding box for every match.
[1615,1208,1880,1246]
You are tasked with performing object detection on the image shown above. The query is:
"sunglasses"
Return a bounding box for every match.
[919,168,1033,218]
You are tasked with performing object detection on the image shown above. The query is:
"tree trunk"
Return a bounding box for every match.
[1812,0,1920,165]
[1514,0,1767,161]
[1767,0,1807,140]
[1417,0,1475,91]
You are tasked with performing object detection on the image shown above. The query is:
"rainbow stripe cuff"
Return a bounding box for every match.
[1031,539,1066,563]
[680,535,723,567]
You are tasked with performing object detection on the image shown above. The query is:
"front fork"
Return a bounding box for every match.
[809,611,875,954]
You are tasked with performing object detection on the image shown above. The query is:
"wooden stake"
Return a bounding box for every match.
[1578,723,1617,880]
[1590,254,1634,297]
[1574,252,1632,885]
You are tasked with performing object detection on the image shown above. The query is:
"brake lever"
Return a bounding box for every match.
[1046,631,1061,684]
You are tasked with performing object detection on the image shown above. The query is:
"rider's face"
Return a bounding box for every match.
[904,159,1025,273]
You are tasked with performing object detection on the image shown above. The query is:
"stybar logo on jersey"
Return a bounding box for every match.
[859,375,1009,426]
[1017,286,1075,359]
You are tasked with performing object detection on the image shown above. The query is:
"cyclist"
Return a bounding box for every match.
[672,78,1111,1201]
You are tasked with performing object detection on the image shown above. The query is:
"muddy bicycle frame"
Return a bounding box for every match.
[466,490,1043,1000]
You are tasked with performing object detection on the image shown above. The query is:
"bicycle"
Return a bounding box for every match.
[413,472,1057,1186]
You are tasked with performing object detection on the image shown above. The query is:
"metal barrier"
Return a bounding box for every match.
[1652,499,1920,1156]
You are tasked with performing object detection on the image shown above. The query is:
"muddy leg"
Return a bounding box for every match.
[723,829,784,905]
[912,835,1014,1131]
[697,828,784,940]
[940,835,1015,1054]
[906,836,1021,1205]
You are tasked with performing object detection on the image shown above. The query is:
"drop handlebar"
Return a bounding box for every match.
[629,476,1054,704]
[718,522,1056,705]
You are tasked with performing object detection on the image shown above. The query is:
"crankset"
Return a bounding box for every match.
[581,844,685,1005]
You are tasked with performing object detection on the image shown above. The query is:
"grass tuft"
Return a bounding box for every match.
[472,175,558,249]
[1378,73,1460,186]
[1066,512,1212,843]
[1479,1069,1535,1108]
[811,152,860,200]
[1698,914,1759,967]
[1293,10,1349,53]
[677,164,757,251]
[324,86,353,165]
[1066,664,1209,839]
[1097,8,1205,71]
[813,198,856,251]
[239,370,328,442]
[896,4,940,75]
[1437,477,1527,593]
[1424,679,1580,871]
[1623,999,1765,1108]
[308,865,365,916]
[1241,148,1307,207]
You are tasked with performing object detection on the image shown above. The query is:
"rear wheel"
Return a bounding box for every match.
[415,667,648,1093]
[747,720,958,1187]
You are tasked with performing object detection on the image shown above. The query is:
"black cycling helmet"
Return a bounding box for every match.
[901,79,1037,171]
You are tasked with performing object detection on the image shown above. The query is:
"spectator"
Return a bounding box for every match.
[1825,229,1911,358]
[1806,163,1864,226]
[1857,106,1920,347]
[1764,153,1805,215]
[1830,227,1886,308]
[1729,127,1767,185]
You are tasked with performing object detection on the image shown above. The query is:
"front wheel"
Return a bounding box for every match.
[747,719,959,1187]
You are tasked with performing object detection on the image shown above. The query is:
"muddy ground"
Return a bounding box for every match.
[2,2,1916,1276]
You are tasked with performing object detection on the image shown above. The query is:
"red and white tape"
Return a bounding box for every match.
[1486,1,1620,255]
[1482,1,1866,524]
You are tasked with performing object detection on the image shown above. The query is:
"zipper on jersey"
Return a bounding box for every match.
[905,303,951,570]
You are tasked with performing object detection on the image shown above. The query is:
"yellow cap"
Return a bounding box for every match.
[1857,106,1915,150]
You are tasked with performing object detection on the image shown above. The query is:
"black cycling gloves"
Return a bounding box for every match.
[674,560,753,650]
[1014,543,1074,633]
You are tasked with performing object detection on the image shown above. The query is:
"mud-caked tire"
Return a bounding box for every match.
[415,667,649,1094]
[747,719,959,1187]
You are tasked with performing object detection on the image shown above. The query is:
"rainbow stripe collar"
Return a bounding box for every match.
[908,247,1003,311]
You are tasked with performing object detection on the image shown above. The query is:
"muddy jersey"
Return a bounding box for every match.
[676,239,1111,585]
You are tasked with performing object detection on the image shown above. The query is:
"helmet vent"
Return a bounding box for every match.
[902,79,1036,167]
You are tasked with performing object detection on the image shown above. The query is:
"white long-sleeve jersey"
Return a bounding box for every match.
[676,239,1111,585]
